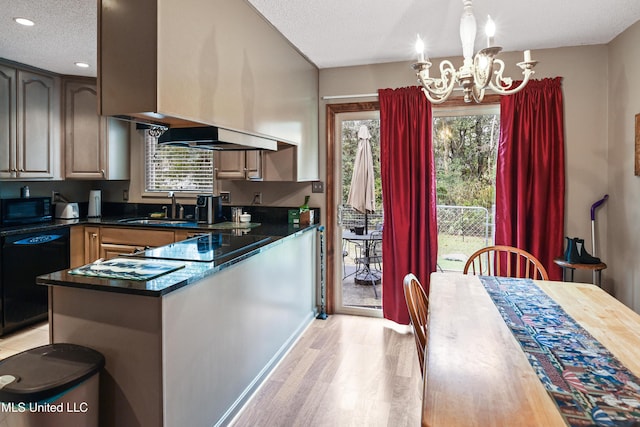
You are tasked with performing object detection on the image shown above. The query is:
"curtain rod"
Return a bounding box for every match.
[322,87,468,100]
[321,93,379,100]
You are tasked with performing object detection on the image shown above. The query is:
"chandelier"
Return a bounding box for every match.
[412,0,538,104]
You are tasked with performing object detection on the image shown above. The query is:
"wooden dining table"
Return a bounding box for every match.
[423,272,640,427]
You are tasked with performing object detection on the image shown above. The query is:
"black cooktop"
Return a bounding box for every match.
[132,233,272,263]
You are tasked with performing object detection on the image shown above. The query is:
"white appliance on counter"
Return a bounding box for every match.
[88,190,101,218]
[55,203,79,219]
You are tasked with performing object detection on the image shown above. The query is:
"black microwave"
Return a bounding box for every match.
[0,197,52,226]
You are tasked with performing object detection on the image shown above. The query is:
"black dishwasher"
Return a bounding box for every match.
[0,228,69,335]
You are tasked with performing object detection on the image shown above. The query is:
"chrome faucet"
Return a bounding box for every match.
[168,191,177,219]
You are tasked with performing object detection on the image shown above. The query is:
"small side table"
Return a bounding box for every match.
[553,258,607,287]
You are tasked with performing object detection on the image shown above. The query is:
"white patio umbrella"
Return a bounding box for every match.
[347,125,375,233]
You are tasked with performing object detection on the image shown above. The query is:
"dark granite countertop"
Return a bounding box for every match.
[36,223,318,297]
[0,216,314,238]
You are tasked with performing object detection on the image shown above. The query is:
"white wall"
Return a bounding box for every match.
[607,20,640,310]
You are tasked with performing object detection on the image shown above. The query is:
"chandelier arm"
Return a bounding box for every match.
[415,60,457,104]
[487,59,536,96]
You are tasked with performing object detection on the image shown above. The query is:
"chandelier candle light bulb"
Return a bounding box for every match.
[485,15,495,47]
[411,0,537,104]
[415,35,425,63]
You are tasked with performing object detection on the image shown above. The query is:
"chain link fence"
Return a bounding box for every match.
[437,205,493,271]
[338,204,492,272]
[338,205,384,231]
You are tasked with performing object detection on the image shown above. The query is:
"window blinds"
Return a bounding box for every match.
[144,131,214,192]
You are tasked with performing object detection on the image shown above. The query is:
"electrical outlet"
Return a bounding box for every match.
[220,191,231,203]
[123,189,129,201]
[311,181,324,193]
[51,191,59,202]
[253,192,262,205]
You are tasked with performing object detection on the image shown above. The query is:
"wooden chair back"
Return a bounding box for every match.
[403,273,429,376]
[463,245,549,280]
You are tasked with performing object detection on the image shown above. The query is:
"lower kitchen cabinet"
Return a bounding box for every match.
[71,225,184,265]
[84,226,101,264]
[100,227,176,260]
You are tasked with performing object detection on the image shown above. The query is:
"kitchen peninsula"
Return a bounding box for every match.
[37,224,317,427]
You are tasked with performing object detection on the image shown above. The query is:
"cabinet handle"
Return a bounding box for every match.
[91,233,97,239]
[101,169,106,178]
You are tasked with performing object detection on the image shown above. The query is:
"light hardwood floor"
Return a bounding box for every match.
[0,317,422,427]
[0,321,48,360]
[231,314,423,427]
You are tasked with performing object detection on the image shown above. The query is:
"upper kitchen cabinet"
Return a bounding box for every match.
[98,0,319,181]
[0,62,62,180]
[215,151,262,181]
[215,145,296,181]
[63,78,130,180]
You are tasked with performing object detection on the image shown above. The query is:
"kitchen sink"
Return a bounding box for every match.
[118,218,194,225]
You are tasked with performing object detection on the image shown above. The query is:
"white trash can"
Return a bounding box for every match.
[0,343,104,427]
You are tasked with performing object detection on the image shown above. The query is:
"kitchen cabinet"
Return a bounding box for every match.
[215,146,297,181]
[99,227,177,260]
[63,78,130,180]
[262,145,297,181]
[71,226,185,264]
[215,151,262,180]
[84,226,101,264]
[98,0,319,181]
[70,226,86,268]
[0,62,61,179]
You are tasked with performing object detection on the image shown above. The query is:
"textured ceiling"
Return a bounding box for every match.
[0,0,639,78]
[246,0,640,68]
[0,0,96,76]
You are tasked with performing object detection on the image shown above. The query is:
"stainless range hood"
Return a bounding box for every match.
[155,126,278,151]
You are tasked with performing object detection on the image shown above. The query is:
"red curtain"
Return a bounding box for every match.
[495,77,565,280]
[378,87,438,325]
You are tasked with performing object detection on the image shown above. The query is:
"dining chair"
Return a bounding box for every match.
[403,273,429,376]
[463,245,549,280]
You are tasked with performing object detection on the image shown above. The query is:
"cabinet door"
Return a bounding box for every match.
[84,226,102,263]
[102,117,130,179]
[215,151,246,179]
[0,65,16,178]
[215,151,262,180]
[245,150,262,180]
[65,80,102,178]
[262,146,296,181]
[16,70,59,178]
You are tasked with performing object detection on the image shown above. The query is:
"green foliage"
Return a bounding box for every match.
[433,114,499,209]
[340,113,498,212]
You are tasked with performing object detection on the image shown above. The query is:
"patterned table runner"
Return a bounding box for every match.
[480,276,640,427]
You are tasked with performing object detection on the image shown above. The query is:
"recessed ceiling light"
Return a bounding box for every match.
[74,62,90,68]
[14,17,34,26]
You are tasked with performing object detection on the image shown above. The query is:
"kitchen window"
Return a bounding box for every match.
[144,131,214,192]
